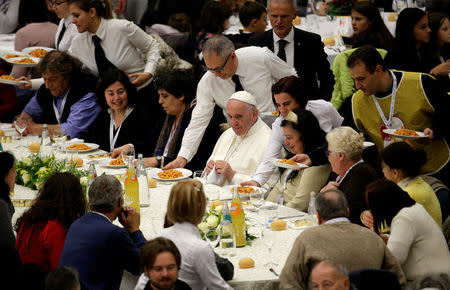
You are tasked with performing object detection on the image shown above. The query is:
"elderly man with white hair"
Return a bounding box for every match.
[205,91,275,186]
[320,126,379,225]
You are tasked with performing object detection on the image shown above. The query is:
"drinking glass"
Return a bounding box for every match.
[219,221,236,257]
[205,228,220,249]
[263,228,278,267]
[122,146,135,163]
[250,192,264,214]
[52,127,67,152]
[14,115,28,141]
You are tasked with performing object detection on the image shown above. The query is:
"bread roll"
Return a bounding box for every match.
[29,142,40,153]
[270,219,287,231]
[388,12,397,22]
[148,177,157,188]
[323,36,335,47]
[292,16,301,25]
[0,130,5,136]
[239,257,255,269]
[209,200,223,210]
[70,157,83,168]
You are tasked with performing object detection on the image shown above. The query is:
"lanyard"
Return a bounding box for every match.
[109,107,134,151]
[372,70,397,129]
[52,89,70,124]
[336,159,363,184]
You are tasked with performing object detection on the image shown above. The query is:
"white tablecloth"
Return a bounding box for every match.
[4,133,310,290]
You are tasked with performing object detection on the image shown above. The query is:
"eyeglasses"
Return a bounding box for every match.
[49,0,68,7]
[325,150,336,157]
[206,53,231,73]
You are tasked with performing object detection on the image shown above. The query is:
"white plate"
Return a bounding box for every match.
[99,158,127,168]
[363,141,375,148]
[0,50,27,60]
[382,128,426,140]
[0,77,29,86]
[150,168,192,181]
[222,185,267,196]
[22,46,54,58]
[287,216,317,230]
[7,56,40,67]
[64,143,100,153]
[271,158,309,170]
[260,111,280,117]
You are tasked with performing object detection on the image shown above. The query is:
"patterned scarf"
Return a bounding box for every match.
[153,110,186,159]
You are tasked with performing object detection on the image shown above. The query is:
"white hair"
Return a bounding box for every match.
[326,126,364,161]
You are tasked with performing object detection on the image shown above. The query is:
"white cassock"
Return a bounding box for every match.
[207,118,277,186]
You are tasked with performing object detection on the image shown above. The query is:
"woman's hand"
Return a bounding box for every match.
[111,144,133,158]
[16,76,32,90]
[290,154,312,166]
[128,72,151,87]
[430,60,450,76]
[320,181,339,192]
[361,210,374,230]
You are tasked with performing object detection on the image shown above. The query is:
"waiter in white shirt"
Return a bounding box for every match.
[164,35,296,169]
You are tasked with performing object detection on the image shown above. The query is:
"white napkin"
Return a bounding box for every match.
[66,138,84,145]
[206,165,225,186]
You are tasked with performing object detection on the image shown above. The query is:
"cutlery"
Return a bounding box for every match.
[269,268,279,276]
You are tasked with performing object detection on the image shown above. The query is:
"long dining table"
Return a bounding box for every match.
[3,127,311,290]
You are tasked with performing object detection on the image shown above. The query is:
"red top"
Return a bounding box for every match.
[15,219,66,272]
[0,68,18,120]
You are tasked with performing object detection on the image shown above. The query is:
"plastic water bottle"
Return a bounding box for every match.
[137,154,149,207]
[219,202,236,256]
[308,191,316,216]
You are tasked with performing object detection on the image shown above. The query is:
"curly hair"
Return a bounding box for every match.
[326,126,364,161]
[38,50,83,81]
[15,172,87,232]
[0,152,15,203]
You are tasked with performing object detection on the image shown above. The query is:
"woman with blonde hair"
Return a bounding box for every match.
[136,180,231,290]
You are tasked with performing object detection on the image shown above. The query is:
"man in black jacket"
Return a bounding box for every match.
[249,0,335,101]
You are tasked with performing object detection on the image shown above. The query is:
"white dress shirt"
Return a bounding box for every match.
[55,16,78,51]
[68,18,160,88]
[273,28,294,67]
[162,222,232,290]
[178,46,296,161]
[252,100,343,186]
[208,118,276,186]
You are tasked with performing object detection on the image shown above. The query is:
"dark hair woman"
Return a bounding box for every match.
[365,179,450,281]
[422,12,450,92]
[351,1,394,50]
[86,69,163,156]
[14,172,87,272]
[266,109,331,211]
[385,8,430,72]
[0,152,17,248]
[380,142,442,227]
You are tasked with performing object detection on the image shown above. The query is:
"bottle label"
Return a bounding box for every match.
[230,202,240,215]
[125,172,138,183]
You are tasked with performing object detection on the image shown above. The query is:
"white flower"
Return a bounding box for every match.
[206,215,219,228]
[80,176,88,186]
[198,222,209,233]
[22,172,31,184]
[23,157,32,166]
[214,205,223,214]
[38,167,47,173]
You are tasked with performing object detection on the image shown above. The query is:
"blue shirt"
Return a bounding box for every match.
[23,89,101,138]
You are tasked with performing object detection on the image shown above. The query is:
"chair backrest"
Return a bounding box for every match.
[349,268,401,290]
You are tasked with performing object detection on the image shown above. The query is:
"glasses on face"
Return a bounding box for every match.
[50,0,68,7]
[325,150,336,157]
[206,53,231,73]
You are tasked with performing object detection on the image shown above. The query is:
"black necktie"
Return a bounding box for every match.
[92,35,117,76]
[56,23,66,50]
[277,39,287,62]
[231,74,243,92]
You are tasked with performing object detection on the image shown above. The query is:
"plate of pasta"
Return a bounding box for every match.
[383,128,426,140]
[0,75,29,85]
[7,56,40,67]
[22,46,54,58]
[271,158,309,170]
[100,157,127,168]
[64,143,99,152]
[150,168,192,181]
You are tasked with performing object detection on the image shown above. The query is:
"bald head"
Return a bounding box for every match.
[315,189,349,222]
[310,260,350,290]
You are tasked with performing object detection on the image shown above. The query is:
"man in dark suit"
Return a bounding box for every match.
[59,175,146,290]
[249,0,335,101]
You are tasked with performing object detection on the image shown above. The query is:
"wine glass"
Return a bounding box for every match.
[263,228,278,267]
[250,191,264,214]
[52,127,67,152]
[122,146,135,164]
[14,115,28,141]
[205,227,220,249]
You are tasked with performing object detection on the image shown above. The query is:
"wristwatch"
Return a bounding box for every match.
[156,156,162,168]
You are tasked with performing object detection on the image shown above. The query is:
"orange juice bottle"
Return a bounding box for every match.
[124,157,140,212]
[230,187,246,247]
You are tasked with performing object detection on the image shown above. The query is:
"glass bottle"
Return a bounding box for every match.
[220,202,236,256]
[230,187,246,247]
[124,157,140,212]
[137,154,149,207]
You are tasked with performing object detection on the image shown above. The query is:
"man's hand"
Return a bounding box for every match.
[320,181,339,192]
[115,0,127,15]
[240,180,261,187]
[16,76,32,90]
[290,154,312,166]
[119,206,140,233]
[205,159,215,175]
[418,128,434,145]
[361,210,374,230]
[129,72,151,87]
[215,160,236,181]
[143,157,157,168]
[163,156,187,170]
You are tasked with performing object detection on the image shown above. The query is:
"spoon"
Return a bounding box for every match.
[269,268,279,276]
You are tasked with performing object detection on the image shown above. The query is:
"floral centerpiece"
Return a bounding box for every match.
[15,154,89,192]
[326,0,354,19]
[198,201,257,246]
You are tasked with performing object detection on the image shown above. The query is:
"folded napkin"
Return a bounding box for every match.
[206,165,225,186]
[66,138,84,145]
